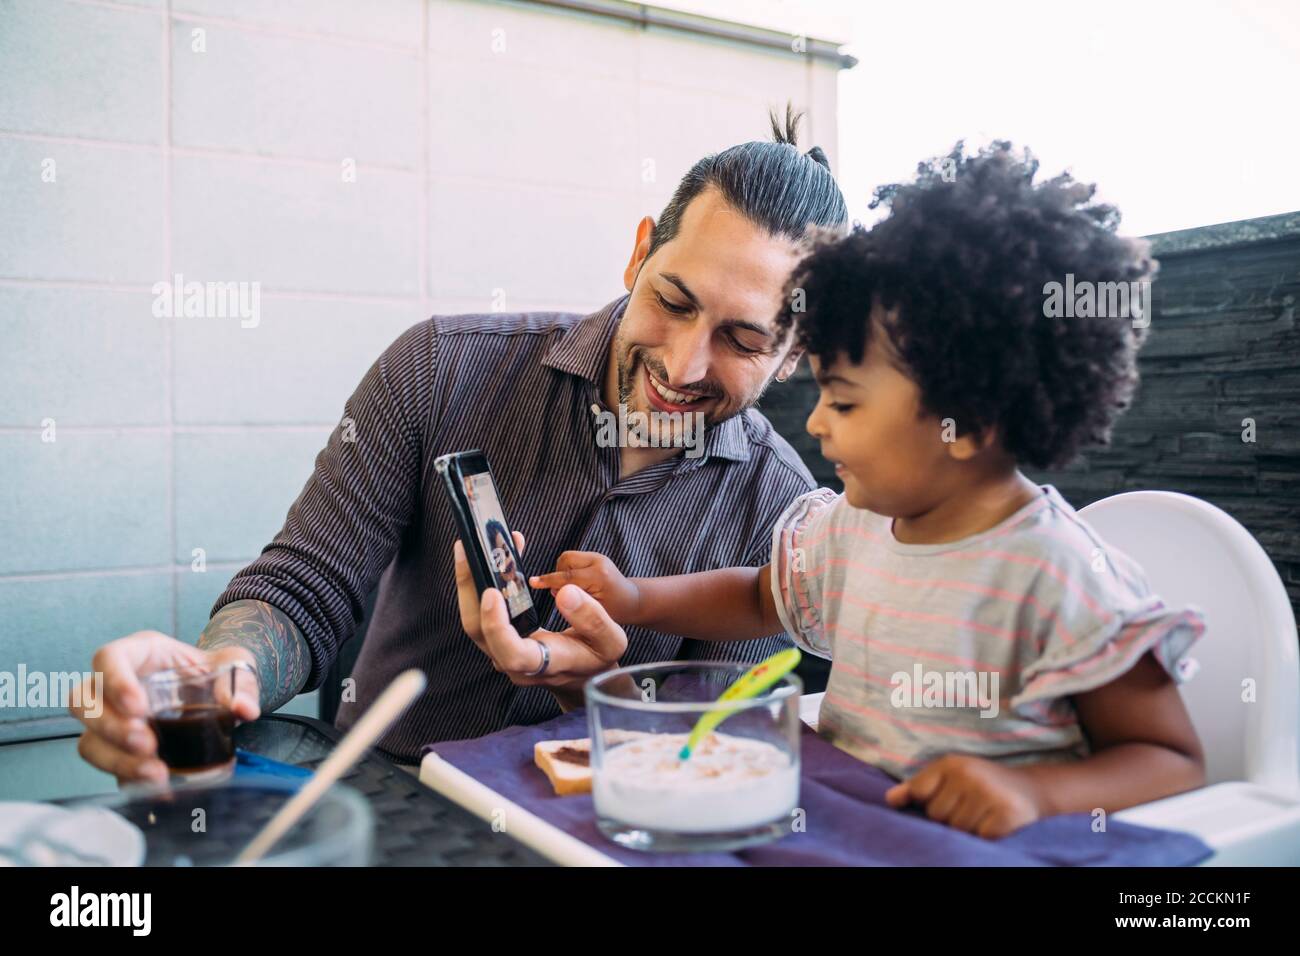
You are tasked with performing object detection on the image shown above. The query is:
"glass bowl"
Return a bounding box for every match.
[586,661,801,852]
[71,777,373,866]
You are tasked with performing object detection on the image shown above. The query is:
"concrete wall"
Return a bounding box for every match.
[0,0,844,735]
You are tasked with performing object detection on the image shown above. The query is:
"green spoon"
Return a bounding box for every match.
[679,647,801,761]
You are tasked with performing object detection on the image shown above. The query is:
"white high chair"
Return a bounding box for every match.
[798,490,1300,865]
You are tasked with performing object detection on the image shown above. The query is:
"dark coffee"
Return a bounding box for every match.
[149,704,235,772]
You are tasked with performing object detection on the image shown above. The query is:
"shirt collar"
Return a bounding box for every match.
[541,295,627,384]
[543,294,751,464]
[694,411,751,465]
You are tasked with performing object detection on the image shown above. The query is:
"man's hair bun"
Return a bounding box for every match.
[805,145,830,170]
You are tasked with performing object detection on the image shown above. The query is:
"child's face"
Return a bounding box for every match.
[805,337,979,516]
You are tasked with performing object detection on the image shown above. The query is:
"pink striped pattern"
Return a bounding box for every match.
[771,486,1206,781]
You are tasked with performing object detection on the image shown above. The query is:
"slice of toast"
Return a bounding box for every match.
[534,730,651,796]
[534,737,594,796]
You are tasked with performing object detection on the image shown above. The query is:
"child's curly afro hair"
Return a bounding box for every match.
[778,141,1157,470]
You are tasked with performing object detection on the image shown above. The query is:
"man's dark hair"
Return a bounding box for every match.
[779,140,1157,470]
[646,104,849,260]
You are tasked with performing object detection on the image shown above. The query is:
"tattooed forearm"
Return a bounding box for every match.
[199,599,311,713]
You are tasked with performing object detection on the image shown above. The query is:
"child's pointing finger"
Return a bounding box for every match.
[530,552,601,591]
[529,570,573,590]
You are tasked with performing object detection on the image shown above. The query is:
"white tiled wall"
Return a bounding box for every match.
[0,0,843,727]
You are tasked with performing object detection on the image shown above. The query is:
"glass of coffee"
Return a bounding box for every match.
[144,662,258,782]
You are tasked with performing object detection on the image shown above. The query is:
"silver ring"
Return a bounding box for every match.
[525,638,550,677]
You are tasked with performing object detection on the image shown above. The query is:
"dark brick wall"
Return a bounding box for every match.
[758,360,843,492]
[758,210,1300,622]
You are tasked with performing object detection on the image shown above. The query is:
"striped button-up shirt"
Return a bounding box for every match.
[215,295,815,762]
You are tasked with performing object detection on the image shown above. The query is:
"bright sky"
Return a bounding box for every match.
[663,0,1300,237]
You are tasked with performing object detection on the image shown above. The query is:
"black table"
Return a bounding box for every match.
[236,714,553,866]
[4,714,553,867]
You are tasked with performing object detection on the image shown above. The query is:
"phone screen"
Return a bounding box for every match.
[462,471,534,619]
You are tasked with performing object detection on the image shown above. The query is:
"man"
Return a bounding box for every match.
[71,110,848,780]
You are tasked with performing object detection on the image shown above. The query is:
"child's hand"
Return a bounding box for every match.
[530,551,642,625]
[884,754,1046,839]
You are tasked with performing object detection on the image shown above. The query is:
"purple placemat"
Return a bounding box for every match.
[423,710,1213,866]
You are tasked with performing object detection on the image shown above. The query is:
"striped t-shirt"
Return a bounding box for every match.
[770,485,1206,779]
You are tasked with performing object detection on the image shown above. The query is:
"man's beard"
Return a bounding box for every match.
[613,335,785,429]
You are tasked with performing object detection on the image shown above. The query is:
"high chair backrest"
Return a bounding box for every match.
[1079,490,1299,794]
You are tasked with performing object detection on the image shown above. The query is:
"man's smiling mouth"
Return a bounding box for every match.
[644,367,711,410]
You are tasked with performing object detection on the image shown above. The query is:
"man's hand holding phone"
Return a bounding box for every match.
[453,534,628,703]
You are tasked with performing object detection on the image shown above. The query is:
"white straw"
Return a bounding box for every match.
[419,753,621,867]
[234,668,427,865]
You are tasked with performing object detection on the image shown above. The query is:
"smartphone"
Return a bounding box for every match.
[435,450,539,637]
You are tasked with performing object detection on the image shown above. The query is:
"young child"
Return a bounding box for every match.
[531,142,1207,839]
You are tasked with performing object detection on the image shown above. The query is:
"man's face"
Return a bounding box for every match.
[612,187,804,429]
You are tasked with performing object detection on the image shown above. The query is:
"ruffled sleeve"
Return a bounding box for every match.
[769,488,840,659]
[1011,594,1206,718]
